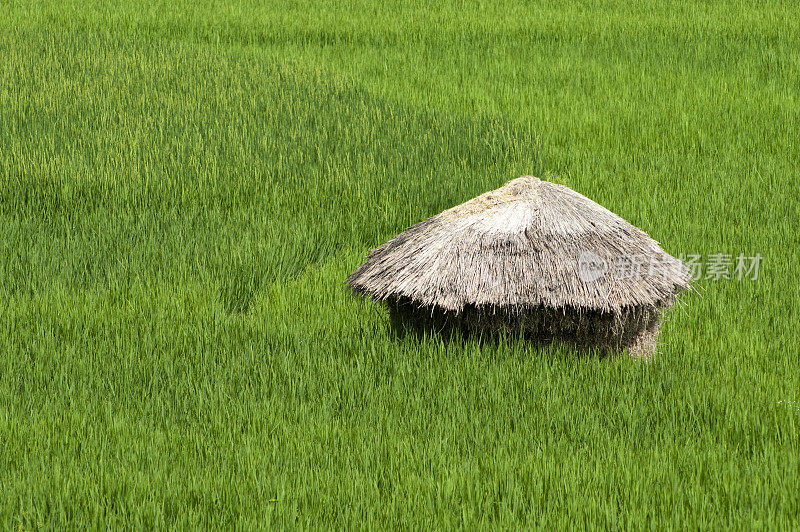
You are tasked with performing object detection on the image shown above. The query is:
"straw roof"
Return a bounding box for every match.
[348,176,691,313]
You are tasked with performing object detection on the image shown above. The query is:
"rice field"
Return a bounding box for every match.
[1,0,799,528]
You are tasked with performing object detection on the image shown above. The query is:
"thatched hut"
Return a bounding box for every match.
[348,176,690,359]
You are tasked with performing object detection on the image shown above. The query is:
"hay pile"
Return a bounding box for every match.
[348,176,690,358]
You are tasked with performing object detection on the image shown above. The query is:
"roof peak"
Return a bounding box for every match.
[440,176,542,221]
[501,175,541,201]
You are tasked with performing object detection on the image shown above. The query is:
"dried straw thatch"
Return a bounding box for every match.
[348,176,691,358]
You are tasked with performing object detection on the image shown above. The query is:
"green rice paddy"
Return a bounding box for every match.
[1,1,799,528]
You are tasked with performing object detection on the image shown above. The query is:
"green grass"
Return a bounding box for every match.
[1,0,799,528]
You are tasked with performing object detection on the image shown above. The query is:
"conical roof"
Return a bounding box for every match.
[348,176,691,313]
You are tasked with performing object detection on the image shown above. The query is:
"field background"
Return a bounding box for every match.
[1,0,799,528]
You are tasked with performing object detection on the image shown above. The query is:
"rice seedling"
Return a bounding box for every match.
[1,0,798,528]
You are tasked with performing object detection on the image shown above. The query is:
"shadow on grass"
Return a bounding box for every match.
[385,312,618,362]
